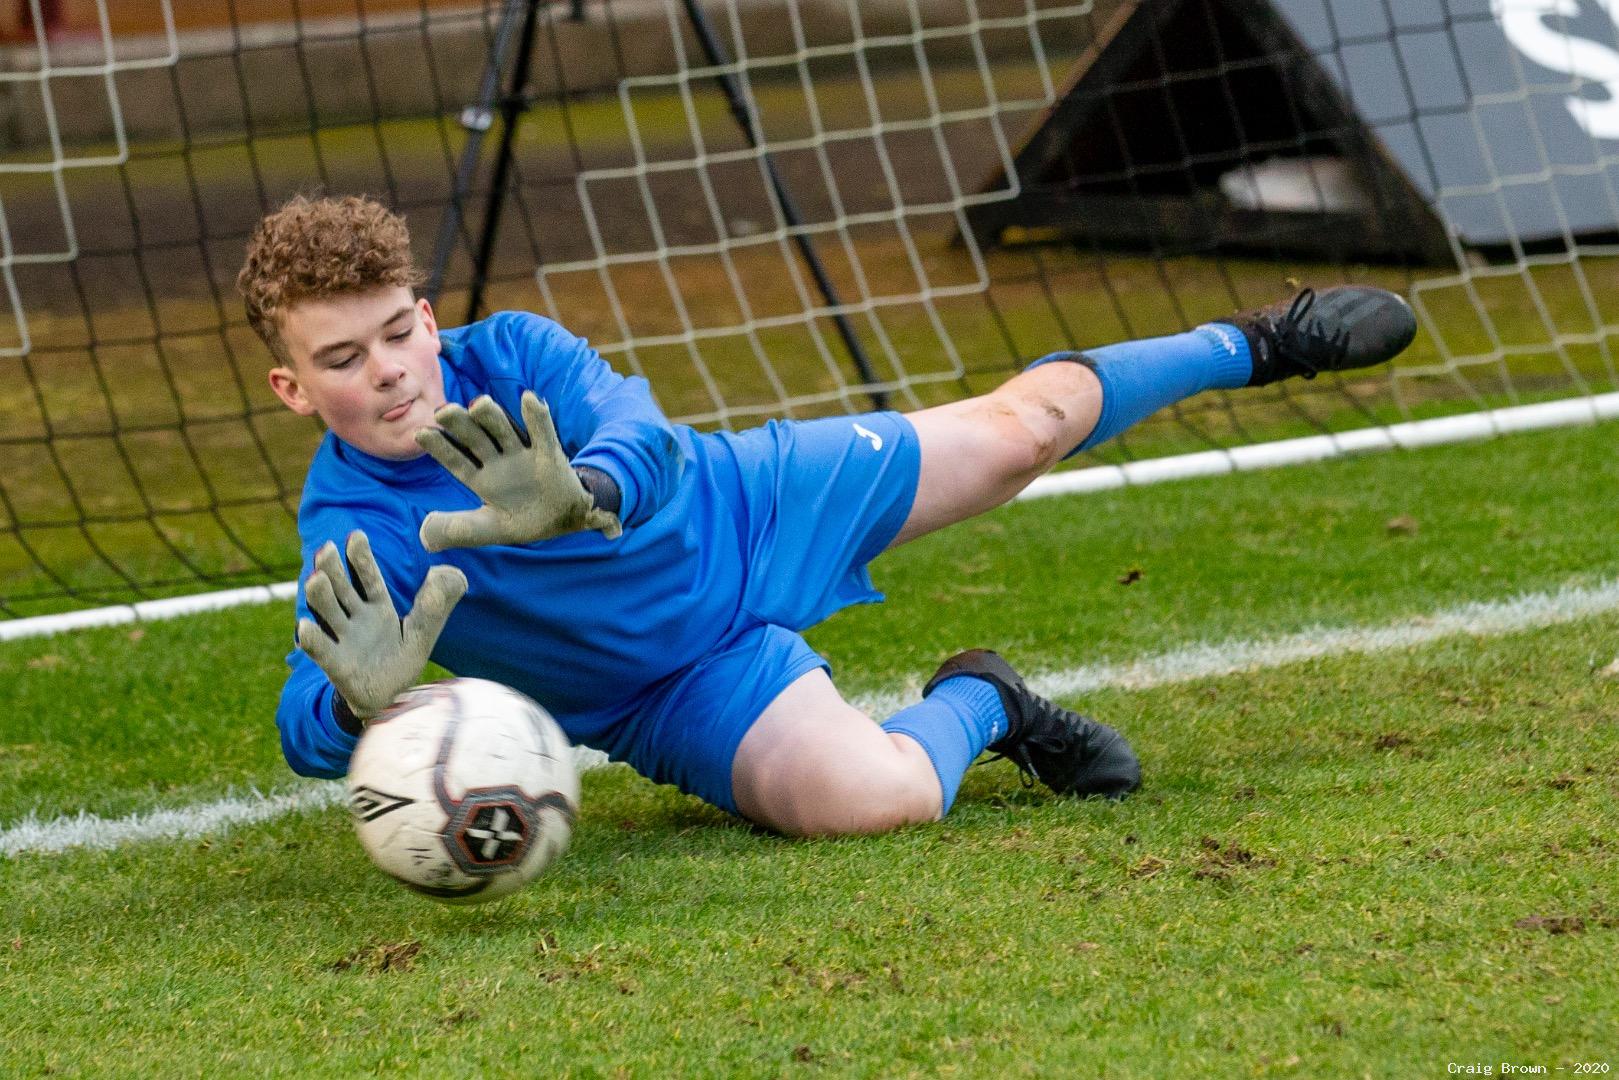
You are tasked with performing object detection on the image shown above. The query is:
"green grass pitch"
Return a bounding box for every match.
[2,421,1617,1076]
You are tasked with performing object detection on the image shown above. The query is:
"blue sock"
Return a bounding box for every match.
[1029,323,1254,456]
[880,675,1008,815]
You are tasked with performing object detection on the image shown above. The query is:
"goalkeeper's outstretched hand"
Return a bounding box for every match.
[415,391,623,552]
[297,530,467,720]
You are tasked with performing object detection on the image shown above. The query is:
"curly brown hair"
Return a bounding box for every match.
[237,194,425,362]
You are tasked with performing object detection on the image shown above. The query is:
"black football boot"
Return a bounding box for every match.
[1233,285,1417,387]
[924,649,1141,799]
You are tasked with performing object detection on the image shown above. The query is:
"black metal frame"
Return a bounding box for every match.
[426,0,887,411]
[962,0,1451,264]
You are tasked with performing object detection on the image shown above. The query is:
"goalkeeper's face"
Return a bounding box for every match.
[269,286,447,460]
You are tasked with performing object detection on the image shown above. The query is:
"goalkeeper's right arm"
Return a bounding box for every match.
[277,652,364,779]
[277,530,465,778]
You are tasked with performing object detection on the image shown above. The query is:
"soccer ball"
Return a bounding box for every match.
[345,677,579,904]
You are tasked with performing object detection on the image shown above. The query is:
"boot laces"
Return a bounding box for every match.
[1264,287,1350,377]
[989,698,1084,788]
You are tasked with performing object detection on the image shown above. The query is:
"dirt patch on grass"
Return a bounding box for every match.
[1514,914,1586,935]
[1192,836,1277,882]
[1128,854,1168,879]
[329,939,423,974]
[1515,905,1619,935]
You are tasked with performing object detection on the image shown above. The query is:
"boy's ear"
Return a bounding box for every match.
[268,365,318,417]
[417,295,439,339]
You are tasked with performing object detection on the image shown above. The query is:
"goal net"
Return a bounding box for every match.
[2,0,1616,620]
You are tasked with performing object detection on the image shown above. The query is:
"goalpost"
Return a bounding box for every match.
[3,0,1619,631]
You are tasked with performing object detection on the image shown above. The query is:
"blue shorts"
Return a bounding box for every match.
[612,411,920,813]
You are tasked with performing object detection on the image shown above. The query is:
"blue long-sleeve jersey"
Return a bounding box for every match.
[277,311,753,778]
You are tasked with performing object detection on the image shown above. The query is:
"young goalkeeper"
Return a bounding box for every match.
[245,195,1417,836]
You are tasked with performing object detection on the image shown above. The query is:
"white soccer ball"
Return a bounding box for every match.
[345,677,579,904]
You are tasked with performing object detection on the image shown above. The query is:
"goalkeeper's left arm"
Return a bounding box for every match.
[415,391,626,551]
[424,311,685,546]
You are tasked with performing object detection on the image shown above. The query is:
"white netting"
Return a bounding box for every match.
[6,0,1619,618]
[0,1,179,357]
[1395,0,1619,416]
[536,0,1092,425]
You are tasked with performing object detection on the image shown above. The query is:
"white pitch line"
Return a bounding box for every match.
[0,748,612,858]
[848,576,1619,723]
[0,784,343,857]
[7,576,1619,857]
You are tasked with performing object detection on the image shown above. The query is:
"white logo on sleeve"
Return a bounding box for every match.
[852,422,883,451]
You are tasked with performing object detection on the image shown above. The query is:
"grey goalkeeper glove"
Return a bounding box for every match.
[414,391,623,552]
[296,530,468,721]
